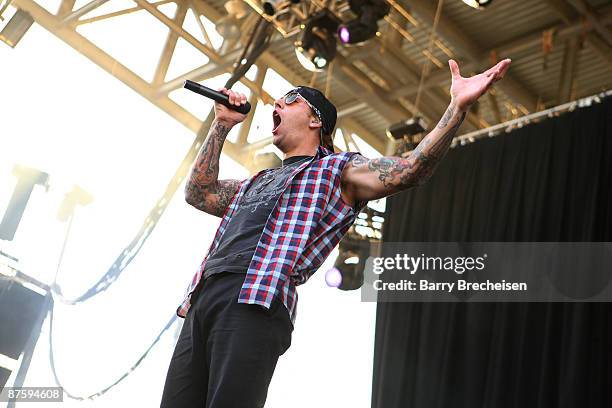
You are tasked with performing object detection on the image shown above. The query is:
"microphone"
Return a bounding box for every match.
[183,80,252,114]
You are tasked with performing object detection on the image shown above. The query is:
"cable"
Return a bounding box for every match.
[47,297,179,401]
[414,0,444,114]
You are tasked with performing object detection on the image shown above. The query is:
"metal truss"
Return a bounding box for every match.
[9,0,319,170]
[8,0,612,166]
[8,0,398,166]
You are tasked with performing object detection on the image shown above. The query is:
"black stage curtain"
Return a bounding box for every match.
[372,97,612,408]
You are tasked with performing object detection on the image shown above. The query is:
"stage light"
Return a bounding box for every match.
[225,0,250,19]
[0,8,34,48]
[325,267,343,287]
[461,0,493,9]
[333,248,362,290]
[295,48,327,72]
[57,185,94,222]
[262,0,300,16]
[386,117,428,140]
[333,238,372,291]
[387,116,428,155]
[337,0,390,45]
[338,26,350,44]
[294,10,339,72]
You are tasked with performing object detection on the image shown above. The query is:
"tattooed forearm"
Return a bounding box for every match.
[346,101,467,199]
[186,179,242,217]
[185,120,241,217]
[407,103,466,183]
[188,120,229,190]
[437,103,457,129]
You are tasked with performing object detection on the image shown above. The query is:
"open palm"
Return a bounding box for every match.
[449,58,512,111]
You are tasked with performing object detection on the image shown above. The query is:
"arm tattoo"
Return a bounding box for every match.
[437,102,456,129]
[347,102,467,194]
[185,121,241,217]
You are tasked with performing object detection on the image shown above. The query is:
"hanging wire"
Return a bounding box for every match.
[309,70,317,87]
[414,0,445,115]
[48,301,179,401]
[324,60,334,98]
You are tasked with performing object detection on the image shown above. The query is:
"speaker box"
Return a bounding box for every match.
[0,277,47,389]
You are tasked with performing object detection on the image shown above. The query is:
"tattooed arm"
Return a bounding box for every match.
[185,120,242,217]
[341,58,511,205]
[185,87,248,217]
[341,100,467,204]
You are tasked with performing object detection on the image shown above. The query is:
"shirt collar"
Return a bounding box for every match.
[282,155,313,167]
[281,145,331,167]
[317,144,333,158]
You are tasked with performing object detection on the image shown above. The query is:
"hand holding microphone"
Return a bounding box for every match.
[183,80,251,127]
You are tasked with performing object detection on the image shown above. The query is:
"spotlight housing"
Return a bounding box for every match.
[263,0,301,16]
[333,238,372,291]
[337,0,390,45]
[386,117,428,140]
[294,10,339,72]
[0,9,34,48]
[387,117,428,156]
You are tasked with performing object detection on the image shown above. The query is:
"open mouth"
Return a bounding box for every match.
[272,110,282,132]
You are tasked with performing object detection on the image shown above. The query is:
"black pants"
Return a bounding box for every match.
[160,272,293,408]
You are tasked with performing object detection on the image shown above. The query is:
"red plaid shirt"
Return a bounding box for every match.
[176,145,368,327]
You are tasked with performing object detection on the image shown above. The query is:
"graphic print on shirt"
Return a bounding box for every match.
[240,159,308,212]
[201,156,313,278]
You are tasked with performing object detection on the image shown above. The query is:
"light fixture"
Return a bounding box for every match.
[294,10,339,72]
[386,117,428,140]
[324,267,343,287]
[386,116,428,154]
[262,0,300,16]
[0,9,34,48]
[225,0,250,18]
[332,238,372,291]
[337,0,390,45]
[57,185,94,222]
[461,0,493,9]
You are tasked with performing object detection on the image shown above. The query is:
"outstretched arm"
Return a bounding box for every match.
[185,88,248,217]
[341,58,511,204]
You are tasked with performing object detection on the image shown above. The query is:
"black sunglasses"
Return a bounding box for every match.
[284,90,323,124]
[283,89,333,150]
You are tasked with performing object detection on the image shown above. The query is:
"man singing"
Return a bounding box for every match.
[160,58,511,408]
